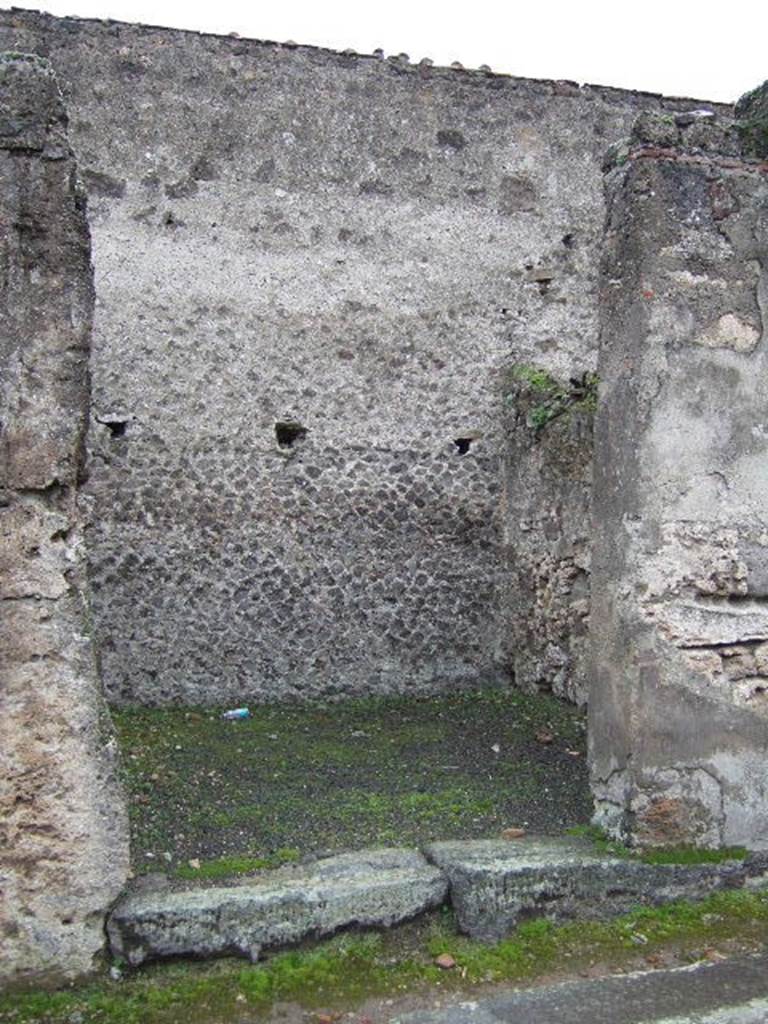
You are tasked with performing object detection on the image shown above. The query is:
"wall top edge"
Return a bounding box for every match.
[2,5,731,113]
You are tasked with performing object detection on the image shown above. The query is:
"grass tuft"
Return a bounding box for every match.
[567,825,750,867]
[175,848,301,881]
[504,365,598,433]
[640,845,748,866]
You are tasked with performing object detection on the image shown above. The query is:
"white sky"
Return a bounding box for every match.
[15,0,768,103]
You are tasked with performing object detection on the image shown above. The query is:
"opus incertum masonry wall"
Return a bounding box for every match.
[0,7,721,707]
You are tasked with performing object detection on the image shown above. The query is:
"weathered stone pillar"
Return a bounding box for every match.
[590,99,768,849]
[0,55,129,988]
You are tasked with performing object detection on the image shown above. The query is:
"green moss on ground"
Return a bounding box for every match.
[640,846,749,866]
[3,890,767,1024]
[566,824,633,859]
[113,688,590,876]
[175,849,301,882]
[567,825,749,866]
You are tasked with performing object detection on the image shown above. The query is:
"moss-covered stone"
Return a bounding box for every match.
[630,110,681,148]
[735,79,768,159]
[504,365,598,435]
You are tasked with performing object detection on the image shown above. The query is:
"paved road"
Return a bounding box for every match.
[392,954,768,1023]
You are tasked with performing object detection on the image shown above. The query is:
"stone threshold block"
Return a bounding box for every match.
[425,838,768,941]
[107,848,448,965]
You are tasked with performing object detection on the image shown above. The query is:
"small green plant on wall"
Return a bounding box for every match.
[504,365,599,434]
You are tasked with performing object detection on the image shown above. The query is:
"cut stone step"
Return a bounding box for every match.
[425,837,768,941]
[107,847,447,965]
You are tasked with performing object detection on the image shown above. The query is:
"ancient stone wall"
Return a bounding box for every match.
[502,368,594,706]
[590,107,768,849]
[1,15,766,996]
[0,9,719,705]
[0,54,129,988]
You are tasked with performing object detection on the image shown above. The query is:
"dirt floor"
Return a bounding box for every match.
[113,687,590,877]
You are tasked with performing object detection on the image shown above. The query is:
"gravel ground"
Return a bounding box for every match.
[113,687,591,877]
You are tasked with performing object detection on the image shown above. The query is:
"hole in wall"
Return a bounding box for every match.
[562,232,576,248]
[162,210,185,228]
[275,421,307,448]
[453,437,473,455]
[96,416,129,439]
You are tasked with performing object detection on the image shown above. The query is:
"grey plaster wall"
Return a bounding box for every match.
[0,9,722,704]
[590,109,768,849]
[0,54,129,989]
